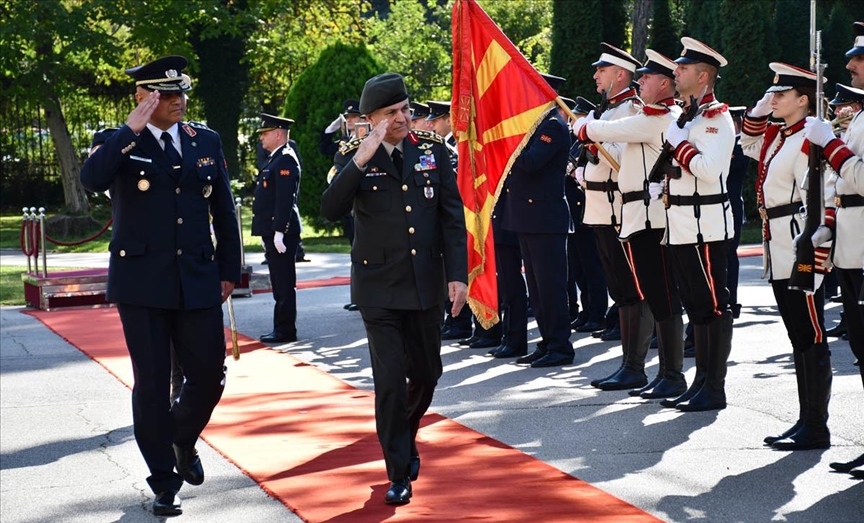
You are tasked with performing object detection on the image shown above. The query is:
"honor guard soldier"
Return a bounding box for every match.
[829,83,864,138]
[410,101,432,131]
[502,72,575,368]
[80,55,241,516]
[252,113,302,343]
[656,37,735,412]
[571,43,643,386]
[742,63,836,450]
[321,73,468,504]
[575,49,687,398]
[803,21,864,478]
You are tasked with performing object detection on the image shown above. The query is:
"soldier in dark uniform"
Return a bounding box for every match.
[80,56,241,517]
[505,73,575,368]
[726,107,751,319]
[252,114,302,343]
[319,99,364,158]
[321,73,468,504]
[427,100,474,342]
[410,101,431,131]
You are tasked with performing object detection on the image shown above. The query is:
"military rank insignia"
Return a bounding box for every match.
[424,186,434,199]
[416,153,437,171]
[540,134,552,143]
[280,169,291,176]
[182,124,197,137]
[197,157,215,168]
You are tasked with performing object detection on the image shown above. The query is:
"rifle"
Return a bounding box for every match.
[789,2,826,293]
[575,85,612,168]
[647,85,708,183]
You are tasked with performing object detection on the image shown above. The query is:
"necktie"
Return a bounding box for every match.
[391,148,403,173]
[161,132,182,170]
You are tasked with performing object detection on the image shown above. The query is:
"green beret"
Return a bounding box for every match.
[359,73,409,114]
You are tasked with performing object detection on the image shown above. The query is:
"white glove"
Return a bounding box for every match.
[273,231,287,254]
[749,92,773,118]
[570,110,595,135]
[573,165,585,184]
[665,121,689,148]
[810,225,832,247]
[803,116,835,148]
[648,182,664,200]
[324,115,343,134]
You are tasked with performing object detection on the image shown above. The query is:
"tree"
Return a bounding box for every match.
[683,0,721,49]
[630,0,654,62]
[482,0,553,70]
[719,0,776,107]
[649,0,678,59]
[823,1,855,100]
[550,0,604,99]
[283,43,383,233]
[773,0,810,67]
[602,0,629,49]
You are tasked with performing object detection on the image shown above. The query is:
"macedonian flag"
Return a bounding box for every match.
[452,0,559,328]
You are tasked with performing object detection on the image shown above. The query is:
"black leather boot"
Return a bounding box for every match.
[599,302,652,391]
[678,312,733,412]
[764,350,805,445]
[773,344,832,450]
[661,322,708,408]
[642,314,687,399]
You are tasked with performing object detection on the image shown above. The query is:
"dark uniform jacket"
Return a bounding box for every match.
[251,143,302,237]
[501,110,573,234]
[321,130,468,310]
[80,123,241,309]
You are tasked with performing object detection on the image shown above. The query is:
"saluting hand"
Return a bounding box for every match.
[127,90,160,134]
[448,281,468,316]
[353,119,390,168]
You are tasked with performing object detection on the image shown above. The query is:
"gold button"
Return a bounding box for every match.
[402,184,408,192]
[506,188,510,192]
[177,218,183,224]
[177,249,182,256]
[528,198,533,203]
[363,259,368,265]
[372,185,378,191]
[405,205,412,212]
[577,202,581,206]
[411,249,417,255]
[426,180,431,185]
[409,227,415,234]
[175,188,181,194]
[119,250,126,257]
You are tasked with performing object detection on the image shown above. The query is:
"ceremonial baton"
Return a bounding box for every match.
[226,295,240,360]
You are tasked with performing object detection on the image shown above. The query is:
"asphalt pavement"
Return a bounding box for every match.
[1,249,862,522]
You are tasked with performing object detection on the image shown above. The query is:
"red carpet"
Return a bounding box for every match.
[26,308,660,523]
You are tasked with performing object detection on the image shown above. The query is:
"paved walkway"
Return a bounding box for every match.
[1,249,862,522]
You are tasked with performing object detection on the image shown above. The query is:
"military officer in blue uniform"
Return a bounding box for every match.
[80,55,241,517]
[505,73,575,368]
[321,73,468,505]
[252,113,302,343]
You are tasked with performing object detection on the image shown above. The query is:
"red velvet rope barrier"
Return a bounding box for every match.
[19,217,113,251]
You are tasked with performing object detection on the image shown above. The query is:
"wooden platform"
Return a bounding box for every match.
[23,269,110,311]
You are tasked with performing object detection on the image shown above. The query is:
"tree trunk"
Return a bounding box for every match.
[42,91,90,215]
[630,0,654,62]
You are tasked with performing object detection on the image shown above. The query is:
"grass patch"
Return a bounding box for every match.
[1,207,350,255]
[1,266,29,306]
[739,220,761,246]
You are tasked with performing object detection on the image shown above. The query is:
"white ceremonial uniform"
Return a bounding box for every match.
[582,90,639,226]
[585,100,681,239]
[665,100,735,245]
[823,110,864,270]
[740,119,836,280]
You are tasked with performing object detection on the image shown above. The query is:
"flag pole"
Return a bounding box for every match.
[554,97,620,172]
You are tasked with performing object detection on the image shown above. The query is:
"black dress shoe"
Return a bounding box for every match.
[494,345,528,358]
[530,352,574,368]
[764,421,803,446]
[825,312,847,337]
[597,367,647,391]
[469,337,500,349]
[576,320,605,333]
[409,456,421,481]
[458,335,479,346]
[153,491,182,516]
[174,444,204,486]
[571,312,589,329]
[259,332,297,343]
[516,349,546,365]
[639,377,687,399]
[829,453,864,473]
[771,426,830,450]
[384,478,412,505]
[343,303,359,311]
[441,328,472,341]
[600,324,622,341]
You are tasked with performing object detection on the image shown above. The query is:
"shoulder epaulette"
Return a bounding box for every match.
[642,103,671,116]
[338,136,363,155]
[187,121,213,130]
[701,102,728,119]
[411,130,444,144]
